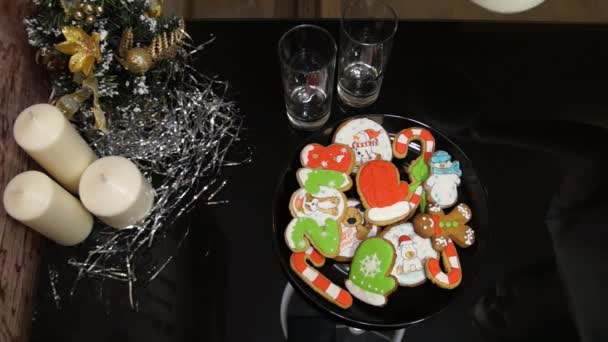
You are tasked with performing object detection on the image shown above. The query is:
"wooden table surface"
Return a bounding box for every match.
[0,1,48,341]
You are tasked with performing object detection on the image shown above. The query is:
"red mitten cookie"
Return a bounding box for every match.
[357,160,423,225]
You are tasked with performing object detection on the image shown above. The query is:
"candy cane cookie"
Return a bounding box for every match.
[393,127,435,162]
[290,247,353,309]
[425,239,462,289]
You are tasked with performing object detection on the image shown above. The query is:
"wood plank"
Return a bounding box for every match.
[178,0,608,22]
[0,1,47,341]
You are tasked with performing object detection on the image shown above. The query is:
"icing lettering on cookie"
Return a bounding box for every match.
[424,150,462,208]
[381,223,438,287]
[300,143,355,173]
[285,217,341,258]
[290,247,353,309]
[296,168,352,193]
[345,238,398,306]
[393,127,436,162]
[333,118,392,170]
[357,160,423,224]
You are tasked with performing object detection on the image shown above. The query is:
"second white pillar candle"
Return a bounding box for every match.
[79,156,155,229]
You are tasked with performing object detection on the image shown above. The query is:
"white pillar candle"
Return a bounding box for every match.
[79,156,154,229]
[470,0,544,14]
[3,171,93,246]
[13,104,97,194]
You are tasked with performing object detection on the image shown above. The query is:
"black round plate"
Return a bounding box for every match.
[272,115,488,330]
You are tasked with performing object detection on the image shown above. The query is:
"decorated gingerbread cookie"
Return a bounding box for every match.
[285,217,341,258]
[413,204,475,289]
[333,118,392,171]
[345,237,398,306]
[296,168,352,193]
[290,247,353,309]
[289,185,347,225]
[356,160,423,225]
[380,223,438,287]
[336,199,379,262]
[424,150,462,208]
[413,203,475,250]
[300,143,356,173]
[393,127,436,162]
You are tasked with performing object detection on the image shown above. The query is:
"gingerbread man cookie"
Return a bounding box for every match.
[413,203,475,251]
[412,204,475,289]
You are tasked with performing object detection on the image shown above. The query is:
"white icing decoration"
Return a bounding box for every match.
[367,201,413,222]
[320,160,328,168]
[333,118,392,168]
[457,204,472,220]
[360,253,381,278]
[383,223,438,286]
[464,227,474,245]
[435,236,448,247]
[345,279,387,306]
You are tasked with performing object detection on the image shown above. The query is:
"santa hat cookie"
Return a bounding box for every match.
[300,143,356,174]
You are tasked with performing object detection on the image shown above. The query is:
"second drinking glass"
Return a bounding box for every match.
[338,0,398,108]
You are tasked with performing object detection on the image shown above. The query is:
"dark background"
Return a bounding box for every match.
[30,20,608,342]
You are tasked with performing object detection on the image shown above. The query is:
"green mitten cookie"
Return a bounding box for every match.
[284,217,341,258]
[345,237,398,306]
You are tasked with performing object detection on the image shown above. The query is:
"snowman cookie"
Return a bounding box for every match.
[424,150,462,208]
[336,199,379,262]
[333,118,392,171]
[345,237,398,306]
[380,223,438,287]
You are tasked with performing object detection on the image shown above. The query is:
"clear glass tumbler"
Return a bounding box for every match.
[279,25,337,130]
[337,0,398,107]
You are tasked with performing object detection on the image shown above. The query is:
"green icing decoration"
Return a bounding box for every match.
[439,221,445,228]
[348,238,397,295]
[303,169,346,194]
[452,220,459,227]
[289,217,340,256]
[410,157,430,183]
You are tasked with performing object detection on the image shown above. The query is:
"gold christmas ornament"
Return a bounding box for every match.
[73,10,84,20]
[146,0,164,17]
[85,15,96,25]
[117,19,186,75]
[55,26,102,77]
[95,5,103,15]
[83,3,94,14]
[55,74,107,132]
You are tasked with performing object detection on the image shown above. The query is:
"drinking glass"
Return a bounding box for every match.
[337,0,398,107]
[279,25,337,130]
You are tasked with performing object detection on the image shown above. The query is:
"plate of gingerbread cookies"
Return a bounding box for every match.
[272,115,488,329]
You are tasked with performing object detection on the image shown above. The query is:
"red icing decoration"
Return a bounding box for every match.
[302,143,354,173]
[358,160,409,208]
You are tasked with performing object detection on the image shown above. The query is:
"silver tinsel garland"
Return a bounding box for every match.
[61,65,251,307]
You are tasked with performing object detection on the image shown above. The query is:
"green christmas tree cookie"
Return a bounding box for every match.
[345,237,398,306]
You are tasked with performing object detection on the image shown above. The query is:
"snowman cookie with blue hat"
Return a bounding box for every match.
[424,150,462,208]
